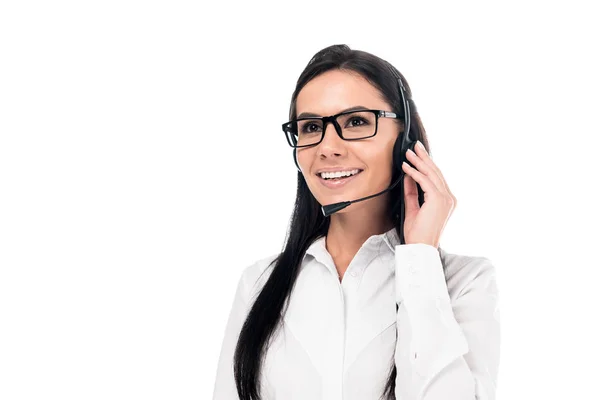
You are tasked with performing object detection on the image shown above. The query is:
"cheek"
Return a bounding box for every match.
[296,149,314,175]
[363,149,395,180]
[296,150,307,168]
[365,147,391,167]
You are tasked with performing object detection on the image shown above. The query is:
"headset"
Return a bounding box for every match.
[291,62,424,245]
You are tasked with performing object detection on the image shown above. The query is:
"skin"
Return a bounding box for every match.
[296,69,457,281]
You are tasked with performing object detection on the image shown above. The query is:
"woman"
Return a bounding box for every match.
[212,44,501,400]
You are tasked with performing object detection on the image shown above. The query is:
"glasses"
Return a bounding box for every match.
[281,109,403,148]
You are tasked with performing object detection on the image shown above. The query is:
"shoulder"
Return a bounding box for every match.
[238,252,280,303]
[438,246,499,300]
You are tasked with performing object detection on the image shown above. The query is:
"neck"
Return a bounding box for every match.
[324,198,394,266]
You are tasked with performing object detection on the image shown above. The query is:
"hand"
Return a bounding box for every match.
[401,140,457,248]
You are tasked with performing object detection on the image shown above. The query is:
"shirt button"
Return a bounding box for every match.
[350,271,357,277]
[409,265,417,274]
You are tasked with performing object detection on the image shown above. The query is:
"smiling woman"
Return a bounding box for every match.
[212,44,501,400]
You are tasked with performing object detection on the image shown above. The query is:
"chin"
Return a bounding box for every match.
[317,190,361,205]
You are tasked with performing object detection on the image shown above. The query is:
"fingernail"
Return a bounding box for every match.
[417,140,426,151]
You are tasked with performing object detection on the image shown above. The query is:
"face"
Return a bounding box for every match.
[296,69,403,213]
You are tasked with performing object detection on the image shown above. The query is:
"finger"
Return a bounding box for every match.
[403,173,420,214]
[414,143,456,201]
[402,160,439,196]
[414,142,456,194]
[405,148,447,193]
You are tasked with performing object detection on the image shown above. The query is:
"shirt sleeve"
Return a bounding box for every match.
[212,269,251,400]
[393,243,501,400]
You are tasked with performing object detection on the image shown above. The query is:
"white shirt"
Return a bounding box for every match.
[212,227,501,400]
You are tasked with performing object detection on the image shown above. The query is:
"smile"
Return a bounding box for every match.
[317,170,363,189]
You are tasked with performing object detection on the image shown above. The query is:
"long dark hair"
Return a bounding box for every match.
[233,44,430,400]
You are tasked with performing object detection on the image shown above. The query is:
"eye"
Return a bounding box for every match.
[348,117,367,127]
[300,122,322,134]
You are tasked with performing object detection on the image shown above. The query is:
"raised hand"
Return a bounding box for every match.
[401,140,457,248]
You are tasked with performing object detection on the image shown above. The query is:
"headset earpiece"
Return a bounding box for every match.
[392,128,417,172]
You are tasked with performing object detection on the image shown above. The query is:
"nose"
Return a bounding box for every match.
[317,120,346,158]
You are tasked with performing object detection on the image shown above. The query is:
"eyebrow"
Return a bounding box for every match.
[297,105,370,119]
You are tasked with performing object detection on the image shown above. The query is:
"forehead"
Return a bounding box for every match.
[296,69,388,117]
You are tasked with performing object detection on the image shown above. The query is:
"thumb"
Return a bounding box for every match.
[404,173,420,214]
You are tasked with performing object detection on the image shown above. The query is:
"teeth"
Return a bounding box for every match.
[320,169,360,179]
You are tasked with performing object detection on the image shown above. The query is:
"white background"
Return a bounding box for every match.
[1,1,599,399]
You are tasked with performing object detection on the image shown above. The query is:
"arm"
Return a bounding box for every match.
[212,270,250,400]
[393,243,501,400]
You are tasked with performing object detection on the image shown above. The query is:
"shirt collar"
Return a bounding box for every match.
[303,226,401,266]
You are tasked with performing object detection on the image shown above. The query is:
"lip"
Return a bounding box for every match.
[317,170,363,189]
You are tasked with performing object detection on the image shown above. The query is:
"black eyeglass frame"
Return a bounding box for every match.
[281,109,403,148]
